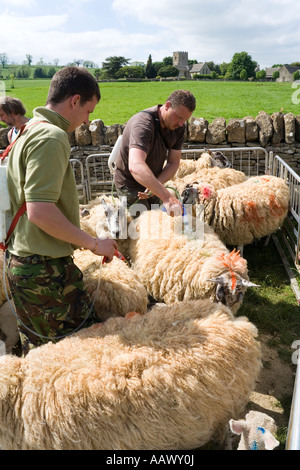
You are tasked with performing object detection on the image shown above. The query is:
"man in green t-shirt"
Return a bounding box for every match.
[5,66,117,355]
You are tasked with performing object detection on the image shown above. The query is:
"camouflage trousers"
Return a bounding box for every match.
[5,252,97,356]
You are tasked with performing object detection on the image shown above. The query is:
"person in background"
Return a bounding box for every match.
[0,96,30,143]
[5,66,117,355]
[113,89,196,216]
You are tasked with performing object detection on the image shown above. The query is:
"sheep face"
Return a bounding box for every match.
[209,273,258,312]
[205,148,231,168]
[99,197,128,239]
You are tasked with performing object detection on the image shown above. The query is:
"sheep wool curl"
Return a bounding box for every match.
[212,175,289,246]
[128,209,250,314]
[0,299,262,450]
[73,249,148,321]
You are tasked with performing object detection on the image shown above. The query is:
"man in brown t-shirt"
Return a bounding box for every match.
[114,90,196,216]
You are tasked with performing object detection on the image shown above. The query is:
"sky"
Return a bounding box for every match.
[1,0,300,69]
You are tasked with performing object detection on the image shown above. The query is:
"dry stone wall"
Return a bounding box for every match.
[1,111,300,174]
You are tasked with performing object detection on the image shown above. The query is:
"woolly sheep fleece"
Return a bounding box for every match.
[128,209,249,313]
[184,175,289,246]
[0,299,261,450]
[73,249,148,320]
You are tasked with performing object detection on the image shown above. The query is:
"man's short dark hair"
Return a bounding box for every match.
[167,90,196,112]
[0,96,26,116]
[46,66,101,105]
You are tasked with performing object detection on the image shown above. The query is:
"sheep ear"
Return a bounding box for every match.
[229,419,246,435]
[263,429,280,450]
[240,279,260,288]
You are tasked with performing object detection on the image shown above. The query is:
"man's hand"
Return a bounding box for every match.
[163,196,183,217]
[137,188,152,200]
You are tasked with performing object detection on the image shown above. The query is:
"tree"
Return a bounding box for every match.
[17,65,31,78]
[240,69,248,81]
[0,53,8,68]
[256,69,266,80]
[227,51,257,80]
[293,70,300,81]
[162,56,173,66]
[102,56,130,79]
[26,54,33,66]
[47,67,57,78]
[34,67,47,78]
[145,55,156,79]
[273,70,280,80]
[157,65,179,78]
[117,66,145,79]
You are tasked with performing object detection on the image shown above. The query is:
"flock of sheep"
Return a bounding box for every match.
[0,150,290,450]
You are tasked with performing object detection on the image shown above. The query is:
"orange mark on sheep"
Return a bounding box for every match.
[216,250,244,291]
[268,194,285,217]
[243,201,264,226]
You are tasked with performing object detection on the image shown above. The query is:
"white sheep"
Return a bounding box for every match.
[73,249,148,321]
[80,194,132,259]
[167,166,246,197]
[181,175,289,247]
[175,149,231,179]
[0,300,19,354]
[128,209,257,314]
[0,255,19,354]
[229,411,280,450]
[0,299,262,450]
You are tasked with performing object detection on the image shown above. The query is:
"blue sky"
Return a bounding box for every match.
[1,0,300,69]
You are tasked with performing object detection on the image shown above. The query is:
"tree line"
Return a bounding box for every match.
[1,51,299,82]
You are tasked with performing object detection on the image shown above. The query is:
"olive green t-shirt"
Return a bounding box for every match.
[7,107,80,258]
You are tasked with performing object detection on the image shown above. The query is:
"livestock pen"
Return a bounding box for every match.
[71,145,300,450]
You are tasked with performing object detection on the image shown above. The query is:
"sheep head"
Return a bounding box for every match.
[204,148,231,168]
[209,273,259,311]
[98,196,129,239]
[207,250,259,313]
[229,411,279,450]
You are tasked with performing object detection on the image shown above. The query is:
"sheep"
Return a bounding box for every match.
[181,175,289,247]
[229,411,280,450]
[73,249,148,321]
[0,256,19,354]
[80,194,132,260]
[128,209,257,314]
[0,299,262,450]
[175,149,230,179]
[167,166,246,197]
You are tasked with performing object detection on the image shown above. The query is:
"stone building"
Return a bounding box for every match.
[189,62,212,78]
[173,51,212,79]
[173,51,190,79]
[277,64,300,82]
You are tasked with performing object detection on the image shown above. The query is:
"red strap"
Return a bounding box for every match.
[0,120,49,251]
[0,202,27,252]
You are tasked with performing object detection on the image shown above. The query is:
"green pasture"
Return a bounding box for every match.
[2,79,299,126]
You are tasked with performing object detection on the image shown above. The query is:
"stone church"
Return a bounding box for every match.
[173,51,211,79]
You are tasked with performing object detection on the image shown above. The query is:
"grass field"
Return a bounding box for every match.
[2,79,299,126]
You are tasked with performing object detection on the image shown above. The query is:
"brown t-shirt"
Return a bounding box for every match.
[114,105,185,191]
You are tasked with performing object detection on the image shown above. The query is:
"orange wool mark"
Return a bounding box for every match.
[216,250,241,290]
[261,176,271,183]
[268,194,285,216]
[243,201,264,226]
[125,311,141,320]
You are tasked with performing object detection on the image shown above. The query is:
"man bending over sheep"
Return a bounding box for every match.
[5,66,117,355]
[114,90,196,216]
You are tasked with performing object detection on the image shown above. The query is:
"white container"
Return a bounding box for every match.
[108,135,122,174]
[0,163,12,243]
